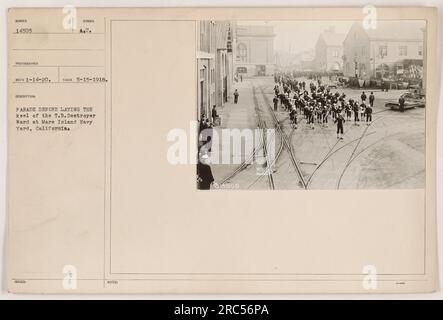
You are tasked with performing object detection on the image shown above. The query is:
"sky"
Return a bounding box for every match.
[237,20,425,56]
[237,20,354,54]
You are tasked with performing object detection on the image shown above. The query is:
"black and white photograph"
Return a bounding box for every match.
[196,20,426,190]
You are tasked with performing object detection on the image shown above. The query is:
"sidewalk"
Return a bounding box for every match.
[218,79,257,129]
[210,79,259,184]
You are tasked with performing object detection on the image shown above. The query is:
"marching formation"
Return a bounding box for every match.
[273,72,375,139]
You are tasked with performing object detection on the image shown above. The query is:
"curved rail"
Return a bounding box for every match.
[259,86,307,189]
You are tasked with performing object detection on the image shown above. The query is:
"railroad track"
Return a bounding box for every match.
[258,119,276,190]
[336,115,386,189]
[246,126,292,189]
[334,130,410,189]
[218,85,280,190]
[259,86,307,189]
[253,86,276,190]
[218,139,264,185]
[305,131,376,187]
[305,110,388,188]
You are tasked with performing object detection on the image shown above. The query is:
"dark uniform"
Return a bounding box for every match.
[234,90,239,104]
[369,93,375,107]
[322,105,329,127]
[289,108,298,128]
[353,102,360,124]
[274,86,280,96]
[197,161,214,190]
[273,96,279,111]
[361,92,367,102]
[345,104,352,121]
[399,96,405,112]
[211,107,218,124]
[307,106,315,129]
[365,105,373,123]
[334,113,345,139]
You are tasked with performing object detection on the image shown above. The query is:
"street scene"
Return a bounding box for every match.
[196,20,426,190]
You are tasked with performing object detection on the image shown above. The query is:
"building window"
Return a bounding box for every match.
[399,45,408,56]
[332,49,339,57]
[237,43,247,63]
[418,46,423,56]
[396,64,404,75]
[359,63,366,77]
[376,63,390,79]
[379,45,387,58]
[331,62,340,72]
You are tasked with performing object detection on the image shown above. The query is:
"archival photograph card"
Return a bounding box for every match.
[7,7,438,293]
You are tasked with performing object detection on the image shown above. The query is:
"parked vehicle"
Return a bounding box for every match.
[408,85,425,99]
[385,92,426,110]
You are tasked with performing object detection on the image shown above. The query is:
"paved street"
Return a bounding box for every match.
[210,77,425,190]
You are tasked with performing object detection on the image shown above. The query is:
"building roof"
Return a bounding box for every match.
[321,32,346,46]
[362,21,425,41]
